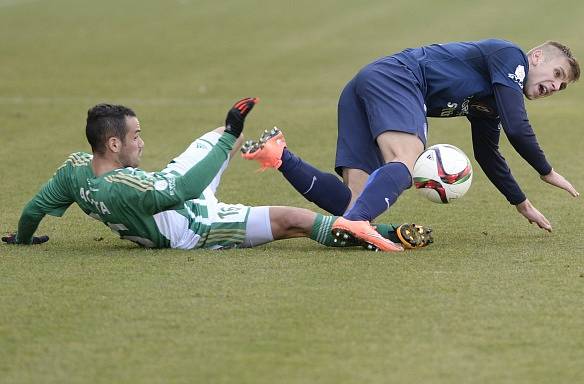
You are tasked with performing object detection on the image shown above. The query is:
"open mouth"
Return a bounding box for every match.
[538,84,548,97]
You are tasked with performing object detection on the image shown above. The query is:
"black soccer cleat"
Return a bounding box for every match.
[395,223,433,249]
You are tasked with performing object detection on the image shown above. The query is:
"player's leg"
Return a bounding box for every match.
[158,203,432,250]
[240,206,401,251]
[335,75,389,213]
[344,131,424,221]
[241,129,351,215]
[240,206,431,251]
[341,168,370,210]
[267,207,434,251]
[240,206,337,247]
[340,60,428,222]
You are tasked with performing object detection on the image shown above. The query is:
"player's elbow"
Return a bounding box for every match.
[504,131,525,147]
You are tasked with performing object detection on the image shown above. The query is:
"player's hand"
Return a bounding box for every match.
[1,233,49,245]
[515,199,552,232]
[224,97,259,138]
[541,169,579,197]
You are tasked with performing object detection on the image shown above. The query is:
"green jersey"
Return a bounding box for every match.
[16,133,241,248]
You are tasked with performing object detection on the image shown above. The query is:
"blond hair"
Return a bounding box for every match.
[529,41,580,82]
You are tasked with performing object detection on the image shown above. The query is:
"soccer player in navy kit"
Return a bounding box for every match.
[243,39,580,247]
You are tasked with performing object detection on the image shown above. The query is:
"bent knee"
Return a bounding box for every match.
[376,132,424,170]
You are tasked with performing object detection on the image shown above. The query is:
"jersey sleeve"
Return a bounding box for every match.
[493,84,552,176]
[468,115,526,205]
[487,46,528,92]
[15,164,76,244]
[113,132,237,215]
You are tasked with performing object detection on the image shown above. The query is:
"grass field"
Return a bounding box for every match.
[2,0,584,383]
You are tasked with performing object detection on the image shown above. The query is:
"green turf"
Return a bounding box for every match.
[2,0,584,383]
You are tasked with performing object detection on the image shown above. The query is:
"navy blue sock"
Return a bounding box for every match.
[279,149,351,215]
[344,162,412,221]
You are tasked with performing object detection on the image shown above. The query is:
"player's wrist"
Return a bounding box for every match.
[514,198,530,211]
[218,132,238,149]
[223,127,242,138]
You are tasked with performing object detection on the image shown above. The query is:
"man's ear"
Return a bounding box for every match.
[106,136,123,153]
[530,49,544,66]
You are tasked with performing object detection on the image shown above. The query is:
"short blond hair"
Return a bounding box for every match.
[529,41,580,82]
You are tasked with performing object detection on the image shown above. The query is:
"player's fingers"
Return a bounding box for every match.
[242,98,259,113]
[238,97,259,116]
[536,215,552,232]
[549,176,579,197]
[233,97,259,115]
[233,98,249,110]
[564,183,579,197]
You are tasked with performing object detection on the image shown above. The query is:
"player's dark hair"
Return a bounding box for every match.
[86,104,136,155]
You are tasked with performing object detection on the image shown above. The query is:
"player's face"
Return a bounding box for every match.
[524,54,571,100]
[119,116,144,168]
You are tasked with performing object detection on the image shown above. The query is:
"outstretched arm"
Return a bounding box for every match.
[2,199,50,244]
[494,84,578,197]
[136,98,259,214]
[3,158,78,245]
[170,97,258,201]
[469,116,552,231]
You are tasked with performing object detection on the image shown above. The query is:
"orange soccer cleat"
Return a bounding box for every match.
[331,217,404,252]
[241,127,287,171]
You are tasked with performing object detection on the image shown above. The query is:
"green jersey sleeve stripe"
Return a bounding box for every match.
[106,173,155,188]
[104,175,154,192]
[110,172,155,187]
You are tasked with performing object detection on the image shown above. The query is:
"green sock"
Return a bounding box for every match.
[372,223,400,243]
[310,214,339,247]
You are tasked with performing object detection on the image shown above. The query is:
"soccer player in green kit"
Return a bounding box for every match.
[2,98,431,252]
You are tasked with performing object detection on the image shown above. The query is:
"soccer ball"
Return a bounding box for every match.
[412,144,473,203]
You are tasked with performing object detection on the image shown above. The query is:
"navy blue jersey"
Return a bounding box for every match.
[391,39,527,119]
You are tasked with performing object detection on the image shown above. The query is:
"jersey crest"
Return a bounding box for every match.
[508,65,525,89]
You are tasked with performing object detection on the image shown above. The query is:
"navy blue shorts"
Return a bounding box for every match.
[335,58,428,176]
